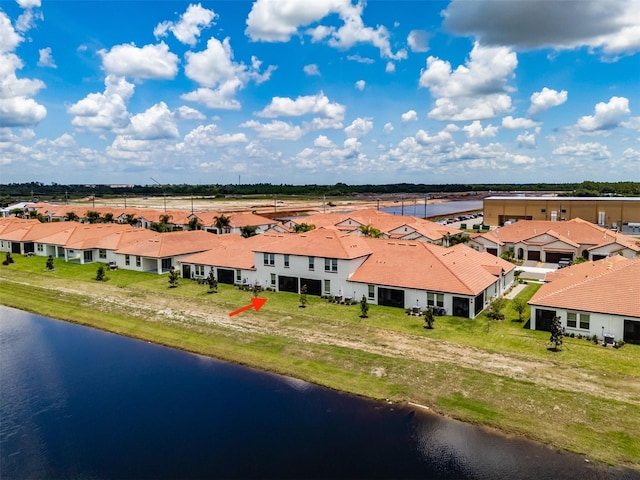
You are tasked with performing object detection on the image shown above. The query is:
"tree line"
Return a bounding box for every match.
[1,181,638,206]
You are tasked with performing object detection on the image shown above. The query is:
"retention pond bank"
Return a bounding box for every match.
[0,256,639,473]
[2,306,636,480]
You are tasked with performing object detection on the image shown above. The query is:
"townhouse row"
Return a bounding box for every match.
[0,217,515,318]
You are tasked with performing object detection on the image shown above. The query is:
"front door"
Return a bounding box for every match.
[182,264,191,279]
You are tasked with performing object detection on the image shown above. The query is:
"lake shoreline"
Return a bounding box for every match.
[0,267,638,472]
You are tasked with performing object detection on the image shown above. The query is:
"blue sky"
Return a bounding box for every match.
[1,0,639,186]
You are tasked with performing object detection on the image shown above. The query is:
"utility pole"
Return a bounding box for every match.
[424,193,428,219]
[150,177,166,212]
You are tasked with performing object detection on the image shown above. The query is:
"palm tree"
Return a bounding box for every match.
[213,214,231,234]
[188,216,202,231]
[124,214,138,226]
[359,224,382,238]
[86,211,101,224]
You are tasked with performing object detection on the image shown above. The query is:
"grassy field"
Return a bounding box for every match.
[1,254,639,470]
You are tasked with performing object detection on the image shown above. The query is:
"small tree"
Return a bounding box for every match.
[512,298,527,322]
[206,270,218,293]
[292,223,315,233]
[486,298,506,321]
[359,295,369,318]
[424,306,435,329]
[46,255,54,271]
[549,316,564,351]
[168,266,179,288]
[3,252,14,265]
[252,282,261,297]
[299,284,308,308]
[96,265,106,281]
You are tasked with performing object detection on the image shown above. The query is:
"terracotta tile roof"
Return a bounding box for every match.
[2,221,81,243]
[0,218,37,236]
[529,257,640,318]
[227,212,277,228]
[350,240,513,295]
[254,229,372,259]
[181,234,280,270]
[116,230,229,257]
[295,209,462,241]
[65,225,156,250]
[479,218,636,247]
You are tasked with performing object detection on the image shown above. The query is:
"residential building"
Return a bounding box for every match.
[469,218,639,263]
[528,257,640,344]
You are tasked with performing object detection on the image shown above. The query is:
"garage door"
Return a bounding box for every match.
[527,250,541,261]
[545,252,573,263]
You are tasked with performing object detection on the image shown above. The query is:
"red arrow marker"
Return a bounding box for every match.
[229,297,268,317]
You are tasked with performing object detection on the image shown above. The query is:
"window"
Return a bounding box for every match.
[136,256,141,267]
[37,243,44,252]
[99,249,106,259]
[125,255,130,266]
[195,265,205,276]
[324,258,338,272]
[324,279,331,294]
[308,256,314,270]
[161,258,172,270]
[236,270,242,283]
[579,313,590,330]
[263,253,275,266]
[270,273,276,287]
[284,254,290,268]
[427,292,444,307]
[368,285,375,299]
[567,312,577,328]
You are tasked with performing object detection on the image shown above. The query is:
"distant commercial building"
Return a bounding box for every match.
[483,196,640,229]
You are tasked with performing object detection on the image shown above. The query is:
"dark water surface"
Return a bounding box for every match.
[1,306,635,479]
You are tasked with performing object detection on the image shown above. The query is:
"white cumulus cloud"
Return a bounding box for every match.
[100,42,179,80]
[528,87,568,116]
[502,116,540,129]
[577,96,630,132]
[68,75,134,132]
[245,0,407,60]
[344,117,373,138]
[401,110,418,122]
[419,42,517,121]
[304,64,320,76]
[355,80,365,91]
[154,3,216,46]
[37,47,57,68]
